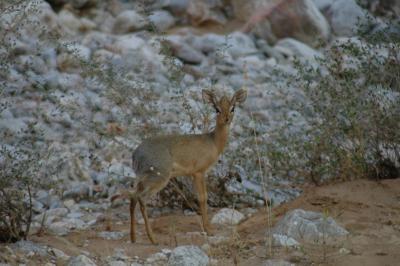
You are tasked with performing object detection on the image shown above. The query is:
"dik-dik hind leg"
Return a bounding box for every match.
[193,173,212,235]
[138,198,158,244]
[130,196,138,243]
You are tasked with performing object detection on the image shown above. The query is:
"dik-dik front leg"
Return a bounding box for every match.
[193,172,212,234]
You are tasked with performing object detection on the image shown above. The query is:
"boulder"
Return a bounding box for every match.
[167,246,209,266]
[211,208,245,225]
[273,209,349,243]
[242,0,330,46]
[313,0,369,36]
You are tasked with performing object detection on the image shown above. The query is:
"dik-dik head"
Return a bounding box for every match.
[202,89,247,126]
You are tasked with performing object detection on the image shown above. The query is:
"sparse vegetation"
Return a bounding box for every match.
[266,21,400,185]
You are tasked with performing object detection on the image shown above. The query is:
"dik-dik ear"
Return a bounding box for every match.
[202,89,217,106]
[231,89,247,104]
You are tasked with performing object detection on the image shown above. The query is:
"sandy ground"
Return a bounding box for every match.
[3,178,400,265]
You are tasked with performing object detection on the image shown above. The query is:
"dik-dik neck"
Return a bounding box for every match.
[212,123,230,154]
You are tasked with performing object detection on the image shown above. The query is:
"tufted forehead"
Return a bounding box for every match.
[217,95,232,108]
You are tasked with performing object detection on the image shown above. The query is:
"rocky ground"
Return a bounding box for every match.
[1,0,399,265]
[1,178,399,265]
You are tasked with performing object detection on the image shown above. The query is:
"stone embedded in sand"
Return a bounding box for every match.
[168,246,209,266]
[97,231,125,240]
[264,259,295,266]
[272,209,349,243]
[211,208,245,225]
[67,254,97,266]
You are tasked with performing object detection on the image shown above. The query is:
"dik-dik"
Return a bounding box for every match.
[125,89,247,244]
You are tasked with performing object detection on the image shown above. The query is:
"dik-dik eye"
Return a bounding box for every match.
[215,107,221,114]
[230,106,235,113]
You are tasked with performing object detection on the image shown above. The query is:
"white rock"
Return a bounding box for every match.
[274,38,323,68]
[272,234,299,247]
[98,231,125,240]
[264,259,295,266]
[145,252,168,266]
[67,254,97,266]
[108,261,127,266]
[113,10,147,34]
[167,246,209,266]
[148,10,175,32]
[273,209,349,243]
[49,247,71,261]
[315,0,369,36]
[211,208,245,225]
[114,35,146,53]
[58,10,82,33]
[49,222,70,236]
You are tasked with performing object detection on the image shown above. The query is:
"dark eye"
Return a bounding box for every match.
[215,107,221,114]
[230,107,235,113]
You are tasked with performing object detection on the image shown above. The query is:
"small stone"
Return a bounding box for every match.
[64,199,76,208]
[211,208,245,225]
[48,222,70,236]
[168,246,209,266]
[98,231,125,240]
[339,247,351,255]
[113,10,147,34]
[264,259,295,266]
[67,254,97,266]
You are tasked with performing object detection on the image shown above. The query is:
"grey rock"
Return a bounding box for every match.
[264,259,295,266]
[48,222,70,236]
[148,10,175,32]
[315,0,369,36]
[13,240,48,257]
[272,234,299,247]
[63,182,92,201]
[268,188,302,207]
[242,0,330,46]
[113,10,147,34]
[113,34,146,53]
[49,247,71,261]
[168,246,209,266]
[98,231,125,240]
[274,38,323,68]
[70,0,96,9]
[34,207,69,224]
[108,261,127,266]
[158,0,190,16]
[193,32,257,59]
[187,0,227,26]
[67,255,97,266]
[273,209,349,243]
[211,208,245,225]
[145,252,168,266]
[58,9,83,33]
[164,36,205,64]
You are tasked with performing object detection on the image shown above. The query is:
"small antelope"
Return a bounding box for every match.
[125,89,247,244]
